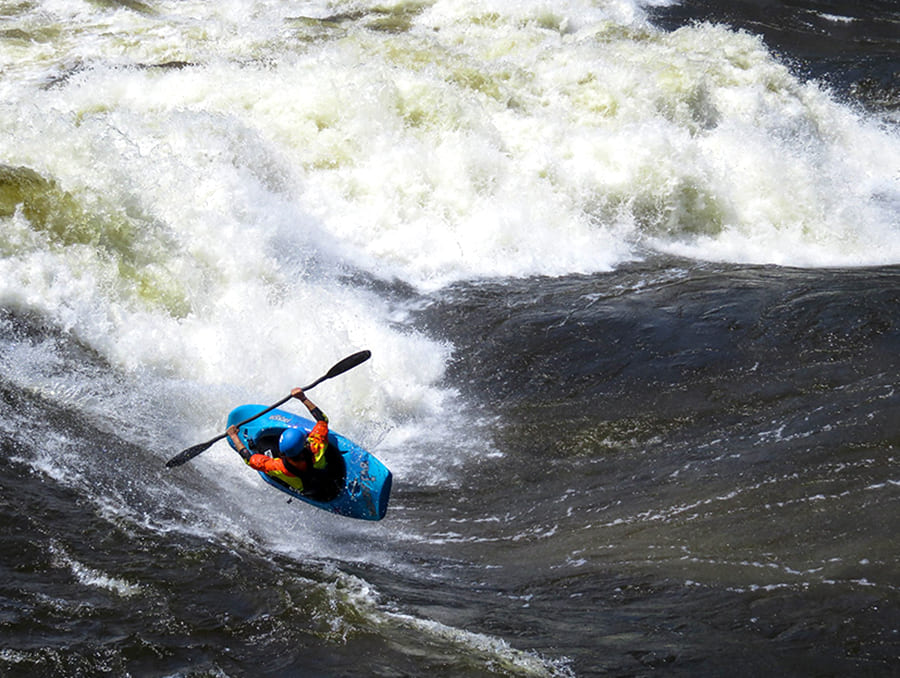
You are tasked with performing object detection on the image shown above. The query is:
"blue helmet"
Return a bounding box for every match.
[279,428,306,459]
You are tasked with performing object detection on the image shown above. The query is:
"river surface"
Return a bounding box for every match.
[1,1,898,676]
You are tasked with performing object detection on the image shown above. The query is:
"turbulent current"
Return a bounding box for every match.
[1,1,898,676]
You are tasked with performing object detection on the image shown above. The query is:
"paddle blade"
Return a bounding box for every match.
[325,350,371,378]
[165,440,214,468]
[301,350,372,390]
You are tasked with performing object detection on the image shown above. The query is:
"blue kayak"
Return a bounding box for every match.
[226,404,392,521]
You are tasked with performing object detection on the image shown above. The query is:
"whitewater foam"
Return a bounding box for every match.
[1,0,898,481]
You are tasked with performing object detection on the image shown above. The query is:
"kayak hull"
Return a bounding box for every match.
[226,404,391,521]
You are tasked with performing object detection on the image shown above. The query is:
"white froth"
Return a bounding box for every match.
[1,0,898,443]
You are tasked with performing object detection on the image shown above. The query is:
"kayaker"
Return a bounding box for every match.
[226,387,329,492]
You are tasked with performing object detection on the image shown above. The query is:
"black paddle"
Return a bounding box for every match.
[165,350,371,468]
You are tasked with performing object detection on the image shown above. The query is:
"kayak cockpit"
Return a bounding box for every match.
[251,432,347,503]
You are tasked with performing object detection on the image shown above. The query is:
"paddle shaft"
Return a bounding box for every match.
[165,350,371,468]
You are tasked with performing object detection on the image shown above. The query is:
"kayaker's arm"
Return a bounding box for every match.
[291,388,328,423]
[226,424,253,462]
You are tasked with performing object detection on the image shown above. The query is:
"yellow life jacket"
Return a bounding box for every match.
[308,420,329,469]
[246,454,304,491]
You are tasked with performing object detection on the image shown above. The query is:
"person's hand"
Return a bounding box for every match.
[227,424,251,460]
[291,388,306,400]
